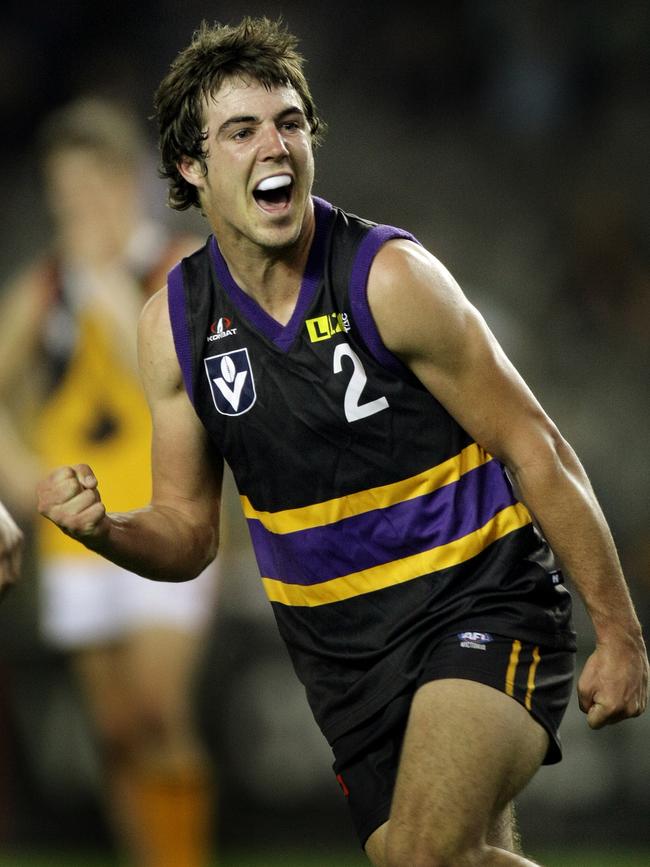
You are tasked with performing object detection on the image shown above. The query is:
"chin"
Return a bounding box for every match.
[255,220,302,249]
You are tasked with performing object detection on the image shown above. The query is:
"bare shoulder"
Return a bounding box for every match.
[137,285,183,398]
[367,238,480,365]
[0,261,53,322]
[140,284,172,334]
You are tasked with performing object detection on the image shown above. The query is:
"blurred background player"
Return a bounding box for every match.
[0,96,216,867]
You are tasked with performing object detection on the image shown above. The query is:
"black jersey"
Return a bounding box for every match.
[168,196,574,744]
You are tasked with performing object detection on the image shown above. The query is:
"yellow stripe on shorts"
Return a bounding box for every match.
[525,646,541,710]
[505,640,541,710]
[505,639,522,697]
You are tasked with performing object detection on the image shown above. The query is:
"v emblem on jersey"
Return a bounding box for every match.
[204,348,257,416]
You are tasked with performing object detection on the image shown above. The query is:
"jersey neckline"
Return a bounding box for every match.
[208,196,335,351]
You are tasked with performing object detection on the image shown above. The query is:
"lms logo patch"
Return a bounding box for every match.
[205,348,256,416]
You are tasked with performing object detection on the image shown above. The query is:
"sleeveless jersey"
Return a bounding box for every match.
[168,196,574,744]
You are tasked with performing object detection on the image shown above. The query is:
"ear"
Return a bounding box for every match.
[177,155,205,189]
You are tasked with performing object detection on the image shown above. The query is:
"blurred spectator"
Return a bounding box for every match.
[0,96,217,867]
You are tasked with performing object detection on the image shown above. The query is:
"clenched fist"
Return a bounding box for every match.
[0,500,23,597]
[37,464,110,545]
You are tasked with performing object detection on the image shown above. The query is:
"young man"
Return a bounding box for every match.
[37,18,648,867]
[0,500,22,596]
[1,97,216,867]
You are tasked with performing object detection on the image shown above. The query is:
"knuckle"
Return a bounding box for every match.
[52,465,75,483]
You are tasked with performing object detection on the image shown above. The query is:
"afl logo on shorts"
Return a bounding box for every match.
[458,631,493,650]
[204,348,256,416]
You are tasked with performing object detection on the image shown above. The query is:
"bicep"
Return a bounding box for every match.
[149,387,223,525]
[138,288,223,529]
[368,242,562,470]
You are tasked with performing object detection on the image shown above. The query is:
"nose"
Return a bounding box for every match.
[259,123,290,160]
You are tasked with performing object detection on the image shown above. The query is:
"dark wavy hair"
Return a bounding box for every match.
[153,16,326,211]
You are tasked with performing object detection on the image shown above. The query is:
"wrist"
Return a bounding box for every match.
[594,617,645,648]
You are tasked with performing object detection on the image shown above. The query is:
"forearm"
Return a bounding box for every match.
[510,432,644,644]
[0,409,42,517]
[77,503,218,582]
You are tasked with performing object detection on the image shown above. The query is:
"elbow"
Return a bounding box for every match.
[507,417,581,492]
[184,525,218,581]
[151,503,219,581]
[161,528,218,583]
[544,422,580,472]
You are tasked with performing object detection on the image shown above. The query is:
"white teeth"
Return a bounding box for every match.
[255,174,292,192]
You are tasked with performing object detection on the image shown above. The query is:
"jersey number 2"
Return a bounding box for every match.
[333,343,389,422]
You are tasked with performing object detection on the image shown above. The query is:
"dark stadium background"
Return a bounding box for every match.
[1,1,648,864]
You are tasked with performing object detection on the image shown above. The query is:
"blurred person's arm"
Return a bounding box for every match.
[60,233,203,376]
[0,498,23,595]
[0,267,49,516]
[369,239,648,730]
[73,262,145,374]
[37,285,222,581]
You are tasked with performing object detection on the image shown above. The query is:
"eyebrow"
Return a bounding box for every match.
[217,105,306,136]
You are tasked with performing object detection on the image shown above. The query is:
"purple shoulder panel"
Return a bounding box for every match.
[349,225,419,376]
[167,262,195,405]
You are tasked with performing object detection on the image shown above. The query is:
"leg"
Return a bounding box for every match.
[121,626,214,867]
[73,626,213,867]
[365,803,529,867]
[487,802,522,854]
[365,679,548,867]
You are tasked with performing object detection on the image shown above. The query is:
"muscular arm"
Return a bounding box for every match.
[368,240,648,728]
[37,287,222,581]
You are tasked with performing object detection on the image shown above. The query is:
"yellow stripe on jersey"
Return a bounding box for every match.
[242,442,492,534]
[262,501,532,607]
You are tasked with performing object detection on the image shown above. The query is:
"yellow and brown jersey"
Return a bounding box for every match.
[35,229,198,559]
[169,197,574,745]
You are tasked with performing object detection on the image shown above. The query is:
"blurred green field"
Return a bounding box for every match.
[1,850,650,867]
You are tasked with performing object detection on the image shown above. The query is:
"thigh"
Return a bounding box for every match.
[74,627,203,730]
[121,625,204,720]
[388,678,548,851]
[72,643,134,745]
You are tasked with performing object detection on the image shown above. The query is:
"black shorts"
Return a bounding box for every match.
[331,631,575,848]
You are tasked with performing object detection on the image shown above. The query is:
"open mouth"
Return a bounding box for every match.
[253,174,293,212]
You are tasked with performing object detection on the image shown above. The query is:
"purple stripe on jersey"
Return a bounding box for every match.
[349,225,419,377]
[274,197,334,351]
[167,262,195,405]
[247,459,517,586]
[209,235,283,341]
[209,197,335,351]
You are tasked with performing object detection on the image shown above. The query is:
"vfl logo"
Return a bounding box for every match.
[207,316,237,342]
[306,312,350,342]
[204,348,256,416]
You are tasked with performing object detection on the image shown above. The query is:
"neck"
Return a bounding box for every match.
[216,203,316,325]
